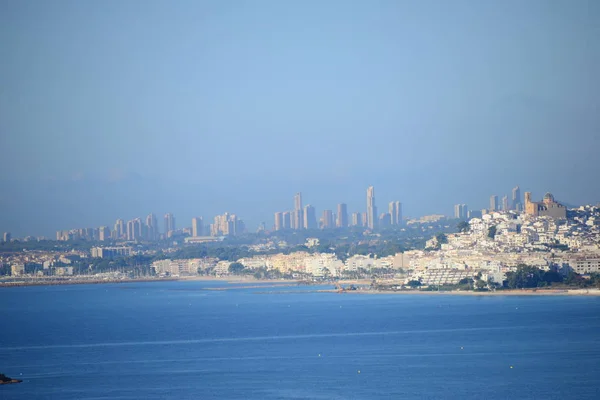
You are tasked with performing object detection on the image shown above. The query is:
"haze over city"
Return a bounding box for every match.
[1,0,599,236]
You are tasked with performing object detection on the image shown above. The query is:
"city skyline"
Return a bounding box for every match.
[2,2,599,397]
[3,183,584,241]
[1,1,599,237]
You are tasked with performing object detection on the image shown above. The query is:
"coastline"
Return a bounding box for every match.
[0,275,299,288]
[319,288,600,296]
[2,276,599,296]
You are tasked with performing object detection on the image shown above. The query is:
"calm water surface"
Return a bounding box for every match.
[1,281,599,399]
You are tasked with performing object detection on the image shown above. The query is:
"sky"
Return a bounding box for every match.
[1,0,599,237]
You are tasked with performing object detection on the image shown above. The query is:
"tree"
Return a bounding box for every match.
[505,265,543,289]
[458,277,474,290]
[487,226,497,239]
[228,262,244,274]
[542,270,563,285]
[407,280,421,289]
[487,276,499,290]
[474,279,487,290]
[435,233,448,244]
[457,221,470,233]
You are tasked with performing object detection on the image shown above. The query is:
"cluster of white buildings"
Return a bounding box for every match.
[152,252,403,278]
[151,258,217,276]
[0,251,87,277]
[405,206,600,283]
[151,206,600,284]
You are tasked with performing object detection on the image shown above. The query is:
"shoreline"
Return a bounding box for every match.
[0,275,300,288]
[2,276,599,296]
[319,288,600,296]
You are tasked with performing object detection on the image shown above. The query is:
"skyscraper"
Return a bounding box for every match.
[389,201,402,225]
[294,192,304,230]
[502,195,509,211]
[114,219,124,239]
[282,211,291,229]
[304,205,317,230]
[274,212,283,231]
[146,213,158,240]
[351,212,361,227]
[98,226,110,241]
[164,213,175,234]
[512,185,522,210]
[336,203,348,228]
[2,232,11,242]
[490,195,498,212]
[366,186,377,230]
[454,204,462,219]
[192,217,203,237]
[322,210,334,229]
[379,212,392,227]
[126,218,142,241]
[210,213,245,236]
[126,220,134,241]
[454,204,468,219]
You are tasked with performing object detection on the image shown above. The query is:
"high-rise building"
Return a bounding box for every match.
[361,212,368,227]
[282,211,291,229]
[490,195,498,212]
[322,210,334,229]
[126,220,134,241]
[351,212,361,227]
[454,204,468,219]
[126,218,143,241]
[98,226,110,241]
[192,217,203,237]
[2,232,11,242]
[512,185,522,210]
[502,195,509,211]
[145,213,158,240]
[454,204,462,219]
[336,203,348,228]
[274,212,283,231]
[114,219,124,239]
[304,205,317,230]
[164,213,175,235]
[294,192,304,230]
[366,186,377,230]
[379,213,392,228]
[389,201,402,225]
[210,213,245,236]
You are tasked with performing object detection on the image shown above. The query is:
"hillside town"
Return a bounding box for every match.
[2,193,599,290]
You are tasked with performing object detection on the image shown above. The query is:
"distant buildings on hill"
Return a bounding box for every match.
[525,192,567,219]
[15,184,574,242]
[272,187,402,232]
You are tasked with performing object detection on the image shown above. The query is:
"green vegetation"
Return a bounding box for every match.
[457,221,470,233]
[435,233,448,244]
[407,279,421,288]
[504,264,600,289]
[487,226,497,239]
[228,262,244,274]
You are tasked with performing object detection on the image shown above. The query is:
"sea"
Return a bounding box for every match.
[1,281,599,399]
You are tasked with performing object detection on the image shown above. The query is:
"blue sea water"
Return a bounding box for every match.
[1,281,599,399]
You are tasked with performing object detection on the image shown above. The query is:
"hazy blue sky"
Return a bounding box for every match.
[1,0,599,236]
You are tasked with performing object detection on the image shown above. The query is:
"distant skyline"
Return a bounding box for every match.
[1,1,599,236]
[2,184,586,238]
